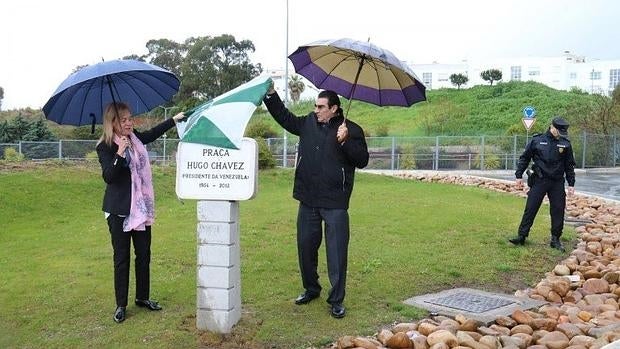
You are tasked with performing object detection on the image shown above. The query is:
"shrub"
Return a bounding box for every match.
[4,147,24,161]
[375,124,389,137]
[398,144,417,170]
[245,119,278,139]
[85,151,98,161]
[473,152,501,170]
[256,137,276,169]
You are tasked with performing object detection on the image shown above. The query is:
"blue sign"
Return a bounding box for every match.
[523,106,536,118]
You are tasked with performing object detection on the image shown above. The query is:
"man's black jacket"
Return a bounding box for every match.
[515,129,576,186]
[264,93,369,209]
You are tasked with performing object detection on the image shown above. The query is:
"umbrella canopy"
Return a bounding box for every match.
[176,75,272,149]
[288,38,426,111]
[43,59,180,126]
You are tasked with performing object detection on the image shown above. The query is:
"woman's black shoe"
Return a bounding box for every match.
[113,306,126,323]
[135,299,162,311]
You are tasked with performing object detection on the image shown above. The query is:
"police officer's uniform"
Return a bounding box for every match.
[510,117,576,250]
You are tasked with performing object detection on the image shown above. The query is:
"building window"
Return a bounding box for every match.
[609,69,620,89]
[590,71,602,80]
[438,73,449,82]
[528,70,540,76]
[510,66,521,81]
[569,72,577,79]
[422,72,432,89]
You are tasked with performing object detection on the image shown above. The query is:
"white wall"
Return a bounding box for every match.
[410,53,620,95]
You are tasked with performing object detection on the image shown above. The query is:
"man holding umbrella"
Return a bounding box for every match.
[263,84,369,319]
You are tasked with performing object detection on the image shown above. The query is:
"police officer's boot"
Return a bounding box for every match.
[550,236,565,252]
[509,235,526,246]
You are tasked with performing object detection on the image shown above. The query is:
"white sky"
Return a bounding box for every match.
[1,0,618,110]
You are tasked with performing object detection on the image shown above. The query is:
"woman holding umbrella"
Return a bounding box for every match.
[96,102,185,323]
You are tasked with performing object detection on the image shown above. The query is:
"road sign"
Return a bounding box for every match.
[523,106,536,118]
[522,118,536,130]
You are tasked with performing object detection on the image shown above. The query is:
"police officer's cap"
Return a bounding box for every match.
[551,116,569,136]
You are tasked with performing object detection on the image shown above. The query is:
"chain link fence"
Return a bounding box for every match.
[1,132,618,170]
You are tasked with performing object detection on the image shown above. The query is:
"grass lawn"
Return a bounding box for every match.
[0,163,572,348]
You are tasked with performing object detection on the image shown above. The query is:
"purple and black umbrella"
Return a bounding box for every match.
[288,38,426,117]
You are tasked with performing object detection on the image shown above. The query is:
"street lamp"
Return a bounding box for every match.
[158,105,179,119]
[158,106,179,165]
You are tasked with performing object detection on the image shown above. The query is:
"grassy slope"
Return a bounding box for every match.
[1,81,596,141]
[0,164,572,348]
[250,81,596,137]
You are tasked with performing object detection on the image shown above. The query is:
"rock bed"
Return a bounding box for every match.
[326,173,620,349]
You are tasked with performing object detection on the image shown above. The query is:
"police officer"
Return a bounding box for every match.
[509,116,576,251]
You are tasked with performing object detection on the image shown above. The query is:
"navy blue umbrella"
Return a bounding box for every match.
[43,59,180,128]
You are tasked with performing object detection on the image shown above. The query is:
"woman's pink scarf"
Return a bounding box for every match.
[114,133,155,231]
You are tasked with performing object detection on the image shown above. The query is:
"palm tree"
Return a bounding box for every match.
[288,75,305,103]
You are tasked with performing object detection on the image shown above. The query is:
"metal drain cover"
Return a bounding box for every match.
[425,292,514,313]
[403,288,546,324]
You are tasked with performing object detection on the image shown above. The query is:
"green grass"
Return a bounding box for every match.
[0,163,573,348]
[2,80,600,141]
[249,81,598,138]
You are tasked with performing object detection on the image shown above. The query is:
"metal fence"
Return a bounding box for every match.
[1,132,618,170]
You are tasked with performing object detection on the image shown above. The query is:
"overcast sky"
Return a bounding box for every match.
[1,0,618,110]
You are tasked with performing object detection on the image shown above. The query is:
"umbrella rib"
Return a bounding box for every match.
[118,71,176,112]
[78,76,99,126]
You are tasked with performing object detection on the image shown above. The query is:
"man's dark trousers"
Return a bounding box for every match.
[517,178,566,238]
[297,203,349,305]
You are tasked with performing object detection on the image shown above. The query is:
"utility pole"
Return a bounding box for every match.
[283,0,289,168]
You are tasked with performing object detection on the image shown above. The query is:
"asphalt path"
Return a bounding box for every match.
[363,168,620,202]
[473,168,620,202]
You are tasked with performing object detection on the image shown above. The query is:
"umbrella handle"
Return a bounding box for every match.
[90,113,96,134]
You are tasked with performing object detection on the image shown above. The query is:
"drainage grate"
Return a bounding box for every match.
[425,291,514,313]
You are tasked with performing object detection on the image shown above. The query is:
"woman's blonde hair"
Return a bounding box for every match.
[98,102,131,146]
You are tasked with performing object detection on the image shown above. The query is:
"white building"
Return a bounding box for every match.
[410,51,620,96]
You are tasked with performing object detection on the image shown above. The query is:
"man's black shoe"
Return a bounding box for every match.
[135,299,162,311]
[330,304,345,319]
[294,292,319,305]
[509,236,526,246]
[113,306,126,323]
[550,236,565,252]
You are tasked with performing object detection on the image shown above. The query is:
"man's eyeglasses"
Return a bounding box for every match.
[314,104,328,109]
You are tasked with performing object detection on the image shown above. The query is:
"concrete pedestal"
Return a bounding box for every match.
[196,201,241,333]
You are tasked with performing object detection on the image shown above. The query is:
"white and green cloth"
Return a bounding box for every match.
[176,75,273,149]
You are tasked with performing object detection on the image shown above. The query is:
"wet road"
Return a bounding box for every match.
[474,168,620,202]
[364,168,620,202]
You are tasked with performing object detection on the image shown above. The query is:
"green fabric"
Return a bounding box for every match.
[212,78,272,107]
[182,117,238,149]
[180,76,272,148]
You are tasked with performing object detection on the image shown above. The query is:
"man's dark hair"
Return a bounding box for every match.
[318,90,341,107]
[318,90,344,117]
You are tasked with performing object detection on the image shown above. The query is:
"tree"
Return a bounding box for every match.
[72,64,89,74]
[122,54,145,61]
[7,114,30,141]
[480,69,502,86]
[0,120,9,142]
[449,73,468,89]
[180,34,262,101]
[288,75,305,102]
[23,118,56,141]
[569,84,620,134]
[143,38,185,76]
[0,86,4,111]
